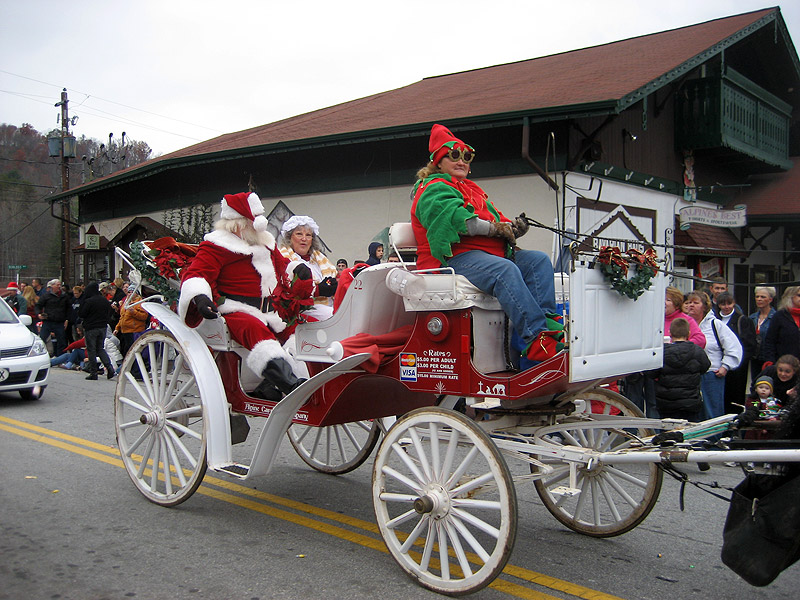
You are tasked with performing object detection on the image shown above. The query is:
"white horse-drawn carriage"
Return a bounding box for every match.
[113,224,800,595]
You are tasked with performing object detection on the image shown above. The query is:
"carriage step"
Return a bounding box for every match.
[550,486,581,498]
[218,463,250,478]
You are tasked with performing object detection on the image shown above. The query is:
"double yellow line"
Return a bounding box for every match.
[0,415,624,600]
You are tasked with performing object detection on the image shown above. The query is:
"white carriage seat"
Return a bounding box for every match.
[386,222,502,311]
[292,262,416,363]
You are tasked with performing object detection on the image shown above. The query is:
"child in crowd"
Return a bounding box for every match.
[752,375,782,418]
[650,317,711,421]
[738,354,800,426]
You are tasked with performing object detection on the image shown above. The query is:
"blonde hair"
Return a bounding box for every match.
[415,161,442,181]
[22,286,36,304]
[779,286,800,310]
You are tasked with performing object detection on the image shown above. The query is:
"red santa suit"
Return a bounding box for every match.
[177,193,312,377]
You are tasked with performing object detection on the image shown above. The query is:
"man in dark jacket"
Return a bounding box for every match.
[78,281,115,380]
[36,279,70,356]
[650,318,711,420]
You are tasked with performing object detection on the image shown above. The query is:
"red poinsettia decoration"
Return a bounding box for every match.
[146,237,199,280]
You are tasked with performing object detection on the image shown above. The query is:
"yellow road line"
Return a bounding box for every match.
[0,415,625,600]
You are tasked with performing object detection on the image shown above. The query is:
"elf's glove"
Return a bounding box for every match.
[193,295,219,320]
[488,221,516,246]
[511,213,530,238]
[317,277,338,297]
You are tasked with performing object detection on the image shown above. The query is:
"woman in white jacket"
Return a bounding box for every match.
[684,290,743,420]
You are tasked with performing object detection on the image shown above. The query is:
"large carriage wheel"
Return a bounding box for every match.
[114,330,207,507]
[288,420,380,474]
[373,407,516,596]
[533,388,662,537]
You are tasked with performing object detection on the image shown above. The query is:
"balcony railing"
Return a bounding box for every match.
[675,67,792,170]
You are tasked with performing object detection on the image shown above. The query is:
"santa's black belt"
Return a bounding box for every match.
[222,294,268,312]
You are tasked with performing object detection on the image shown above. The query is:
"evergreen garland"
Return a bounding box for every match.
[128,239,180,304]
[596,246,658,300]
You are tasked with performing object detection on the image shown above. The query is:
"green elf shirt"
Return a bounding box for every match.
[411,174,512,270]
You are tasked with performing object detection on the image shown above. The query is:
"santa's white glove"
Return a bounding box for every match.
[193,295,219,319]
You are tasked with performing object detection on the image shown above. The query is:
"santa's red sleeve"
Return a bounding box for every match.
[178,241,225,325]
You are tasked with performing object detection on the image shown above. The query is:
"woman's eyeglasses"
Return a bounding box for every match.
[445,148,475,164]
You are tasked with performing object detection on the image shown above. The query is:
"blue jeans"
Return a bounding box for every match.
[701,371,726,420]
[447,249,556,343]
[51,348,85,367]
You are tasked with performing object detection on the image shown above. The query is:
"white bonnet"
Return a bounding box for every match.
[281,215,319,237]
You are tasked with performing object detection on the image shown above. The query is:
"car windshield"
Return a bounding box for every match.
[0,297,20,324]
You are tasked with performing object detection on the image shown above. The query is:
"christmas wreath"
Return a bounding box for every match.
[596,246,658,300]
[128,238,196,304]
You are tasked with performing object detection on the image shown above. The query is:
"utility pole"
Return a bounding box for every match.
[55,88,71,283]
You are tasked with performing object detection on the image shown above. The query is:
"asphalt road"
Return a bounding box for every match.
[1,368,798,600]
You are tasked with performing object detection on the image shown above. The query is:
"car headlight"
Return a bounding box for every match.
[28,337,48,357]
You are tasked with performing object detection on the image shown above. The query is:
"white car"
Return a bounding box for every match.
[0,297,49,400]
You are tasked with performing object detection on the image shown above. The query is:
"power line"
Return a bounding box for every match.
[0,70,225,133]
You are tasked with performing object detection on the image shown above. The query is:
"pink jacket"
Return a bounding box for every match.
[665,310,706,348]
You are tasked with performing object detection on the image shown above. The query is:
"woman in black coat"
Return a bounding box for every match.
[762,286,800,364]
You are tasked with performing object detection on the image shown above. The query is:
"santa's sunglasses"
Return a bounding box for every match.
[445,148,475,164]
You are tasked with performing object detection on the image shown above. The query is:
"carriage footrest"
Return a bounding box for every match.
[217,463,250,478]
[549,486,581,498]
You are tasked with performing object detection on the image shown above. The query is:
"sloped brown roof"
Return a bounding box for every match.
[674,223,748,257]
[159,7,776,160]
[737,158,800,219]
[55,7,782,201]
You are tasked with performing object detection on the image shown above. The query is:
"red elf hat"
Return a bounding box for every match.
[428,124,474,165]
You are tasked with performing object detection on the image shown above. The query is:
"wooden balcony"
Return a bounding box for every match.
[675,68,792,171]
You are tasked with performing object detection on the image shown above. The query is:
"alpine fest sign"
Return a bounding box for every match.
[679,205,747,229]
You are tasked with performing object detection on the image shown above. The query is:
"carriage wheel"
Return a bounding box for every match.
[114,330,207,507]
[373,407,516,596]
[288,420,381,474]
[533,388,662,537]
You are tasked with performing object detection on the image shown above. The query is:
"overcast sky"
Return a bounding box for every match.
[2,1,798,157]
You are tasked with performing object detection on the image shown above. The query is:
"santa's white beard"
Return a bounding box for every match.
[216,217,271,246]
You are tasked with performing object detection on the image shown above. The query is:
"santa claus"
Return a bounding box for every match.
[178,191,313,400]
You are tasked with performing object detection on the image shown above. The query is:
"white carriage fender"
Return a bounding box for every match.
[141,301,233,470]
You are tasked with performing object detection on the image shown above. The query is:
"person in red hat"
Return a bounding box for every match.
[411,124,563,364]
[3,281,27,316]
[178,192,314,400]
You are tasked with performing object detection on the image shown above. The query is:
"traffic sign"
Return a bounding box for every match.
[7,265,27,270]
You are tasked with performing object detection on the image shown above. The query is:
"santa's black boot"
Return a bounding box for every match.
[260,358,306,400]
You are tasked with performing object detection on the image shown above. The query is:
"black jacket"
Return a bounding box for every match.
[762,308,800,363]
[67,293,84,324]
[721,308,758,365]
[650,341,711,414]
[36,289,69,322]
[79,282,114,330]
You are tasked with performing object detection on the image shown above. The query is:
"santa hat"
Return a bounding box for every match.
[220,192,268,232]
[428,124,474,165]
[7,281,18,290]
[755,375,774,393]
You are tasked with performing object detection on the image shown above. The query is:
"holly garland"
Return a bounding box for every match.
[128,239,182,304]
[596,246,658,300]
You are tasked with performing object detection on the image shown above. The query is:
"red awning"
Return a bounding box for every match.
[674,223,748,258]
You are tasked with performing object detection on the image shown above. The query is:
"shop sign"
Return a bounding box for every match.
[679,205,746,229]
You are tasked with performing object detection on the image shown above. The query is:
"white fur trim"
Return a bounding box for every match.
[178,277,213,322]
[246,339,286,374]
[247,192,264,217]
[253,214,268,232]
[204,230,278,296]
[218,299,287,333]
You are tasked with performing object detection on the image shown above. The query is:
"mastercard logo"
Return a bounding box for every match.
[400,354,416,366]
